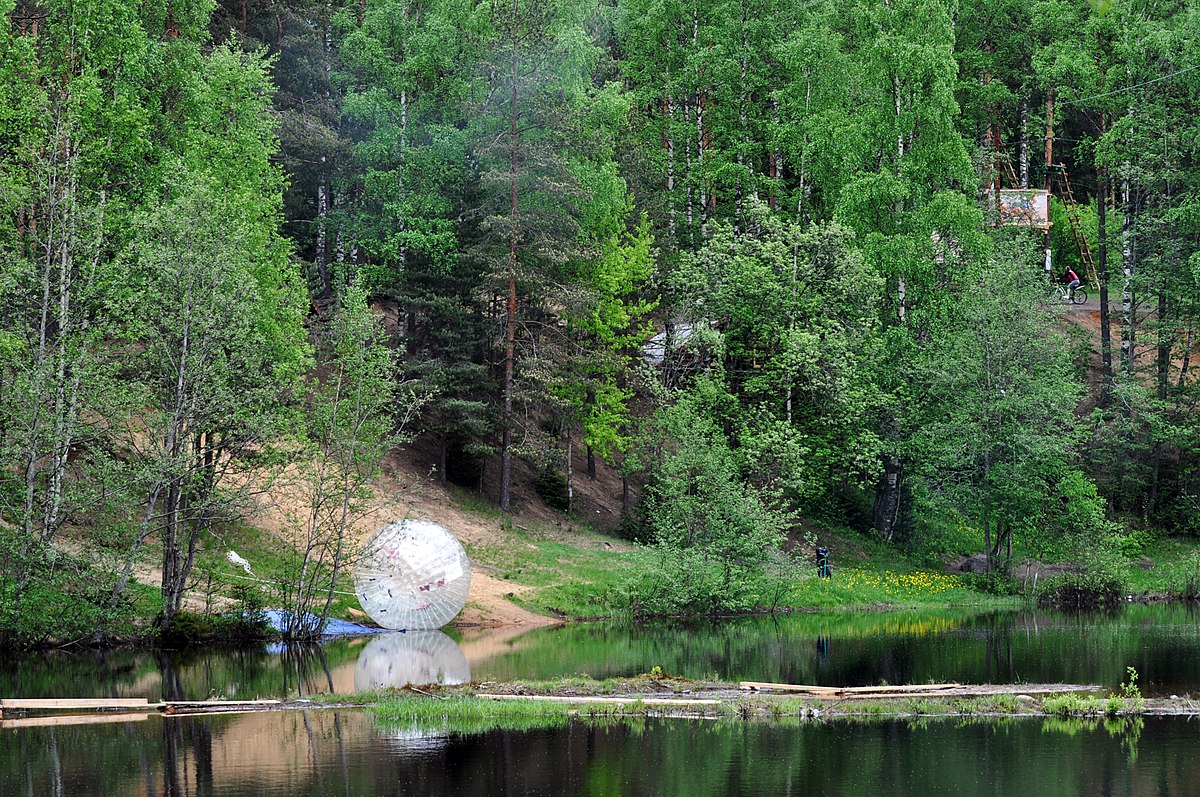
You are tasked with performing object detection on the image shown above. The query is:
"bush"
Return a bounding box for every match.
[1043,693,1105,718]
[1038,556,1126,606]
[625,545,768,617]
[1166,553,1200,600]
[533,467,570,511]
[0,540,135,647]
[157,609,271,646]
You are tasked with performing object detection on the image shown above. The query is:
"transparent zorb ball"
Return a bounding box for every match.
[355,519,472,630]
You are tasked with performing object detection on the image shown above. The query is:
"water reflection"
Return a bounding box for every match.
[0,711,1193,797]
[353,631,470,690]
[5,604,1200,702]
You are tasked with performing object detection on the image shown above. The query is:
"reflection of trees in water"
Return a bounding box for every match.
[161,718,214,797]
[280,643,335,698]
[2,710,1198,796]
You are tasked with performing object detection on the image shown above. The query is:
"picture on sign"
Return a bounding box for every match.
[998,189,1050,228]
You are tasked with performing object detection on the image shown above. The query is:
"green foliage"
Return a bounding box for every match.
[1037,543,1129,606]
[1117,666,1145,714]
[1165,552,1200,599]
[906,242,1087,564]
[532,467,570,512]
[155,609,271,647]
[0,539,134,646]
[1042,693,1106,718]
[630,377,791,616]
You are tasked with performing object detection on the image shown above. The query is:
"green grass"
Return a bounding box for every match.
[467,526,646,618]
[779,568,1004,609]
[1122,535,1200,596]
[1042,693,1107,718]
[340,681,1150,734]
[373,694,573,733]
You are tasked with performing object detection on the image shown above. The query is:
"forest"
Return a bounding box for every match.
[3,0,1200,643]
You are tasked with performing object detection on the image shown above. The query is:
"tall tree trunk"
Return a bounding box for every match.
[1019,99,1029,188]
[663,83,676,244]
[1097,148,1114,394]
[876,66,908,541]
[1044,89,1054,278]
[499,0,519,513]
[683,98,693,244]
[313,3,335,301]
[565,429,573,515]
[1149,285,1169,515]
[770,97,782,211]
[1120,177,1136,375]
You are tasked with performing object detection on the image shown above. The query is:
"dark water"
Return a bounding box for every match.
[4,604,1200,700]
[5,606,1200,795]
[0,709,1192,796]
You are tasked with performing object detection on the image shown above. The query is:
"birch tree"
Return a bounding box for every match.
[276,278,425,639]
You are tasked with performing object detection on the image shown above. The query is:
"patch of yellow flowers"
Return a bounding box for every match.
[834,568,964,597]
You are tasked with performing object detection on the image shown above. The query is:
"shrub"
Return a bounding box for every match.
[1167,553,1200,600]
[1037,538,1128,606]
[1043,694,1104,718]
[0,540,135,647]
[533,467,570,512]
[157,609,271,646]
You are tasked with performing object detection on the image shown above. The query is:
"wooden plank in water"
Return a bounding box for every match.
[0,698,150,710]
[478,694,722,707]
[811,689,967,700]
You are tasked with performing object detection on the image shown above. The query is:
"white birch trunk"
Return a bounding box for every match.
[1019,99,1029,188]
[665,82,676,243]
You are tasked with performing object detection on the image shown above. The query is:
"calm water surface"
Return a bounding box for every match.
[0,710,1192,796]
[3,604,1200,699]
[4,605,1200,795]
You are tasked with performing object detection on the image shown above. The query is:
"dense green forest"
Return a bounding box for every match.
[4,0,1200,642]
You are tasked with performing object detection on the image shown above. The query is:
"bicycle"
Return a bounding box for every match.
[1055,283,1088,305]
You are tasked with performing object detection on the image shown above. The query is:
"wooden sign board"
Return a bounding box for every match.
[998,189,1050,228]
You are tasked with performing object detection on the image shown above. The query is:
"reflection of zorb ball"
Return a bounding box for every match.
[355,520,472,630]
[353,631,471,690]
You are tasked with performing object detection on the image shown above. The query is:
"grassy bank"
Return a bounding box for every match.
[465,520,1023,621]
[345,672,1169,732]
[468,513,1200,620]
[19,488,1200,648]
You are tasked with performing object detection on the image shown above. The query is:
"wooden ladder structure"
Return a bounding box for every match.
[1052,165,1100,289]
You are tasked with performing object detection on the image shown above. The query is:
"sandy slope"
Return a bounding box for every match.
[244,458,562,629]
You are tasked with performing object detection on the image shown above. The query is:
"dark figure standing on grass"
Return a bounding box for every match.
[1063,267,1081,301]
[816,546,832,579]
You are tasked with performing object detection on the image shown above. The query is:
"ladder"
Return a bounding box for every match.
[1052,165,1100,290]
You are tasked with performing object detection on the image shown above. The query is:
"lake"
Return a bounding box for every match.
[4,604,1200,699]
[0,710,1188,796]
[3,604,1199,795]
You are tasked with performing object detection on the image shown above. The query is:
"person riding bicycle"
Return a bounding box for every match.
[1062,267,1081,301]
